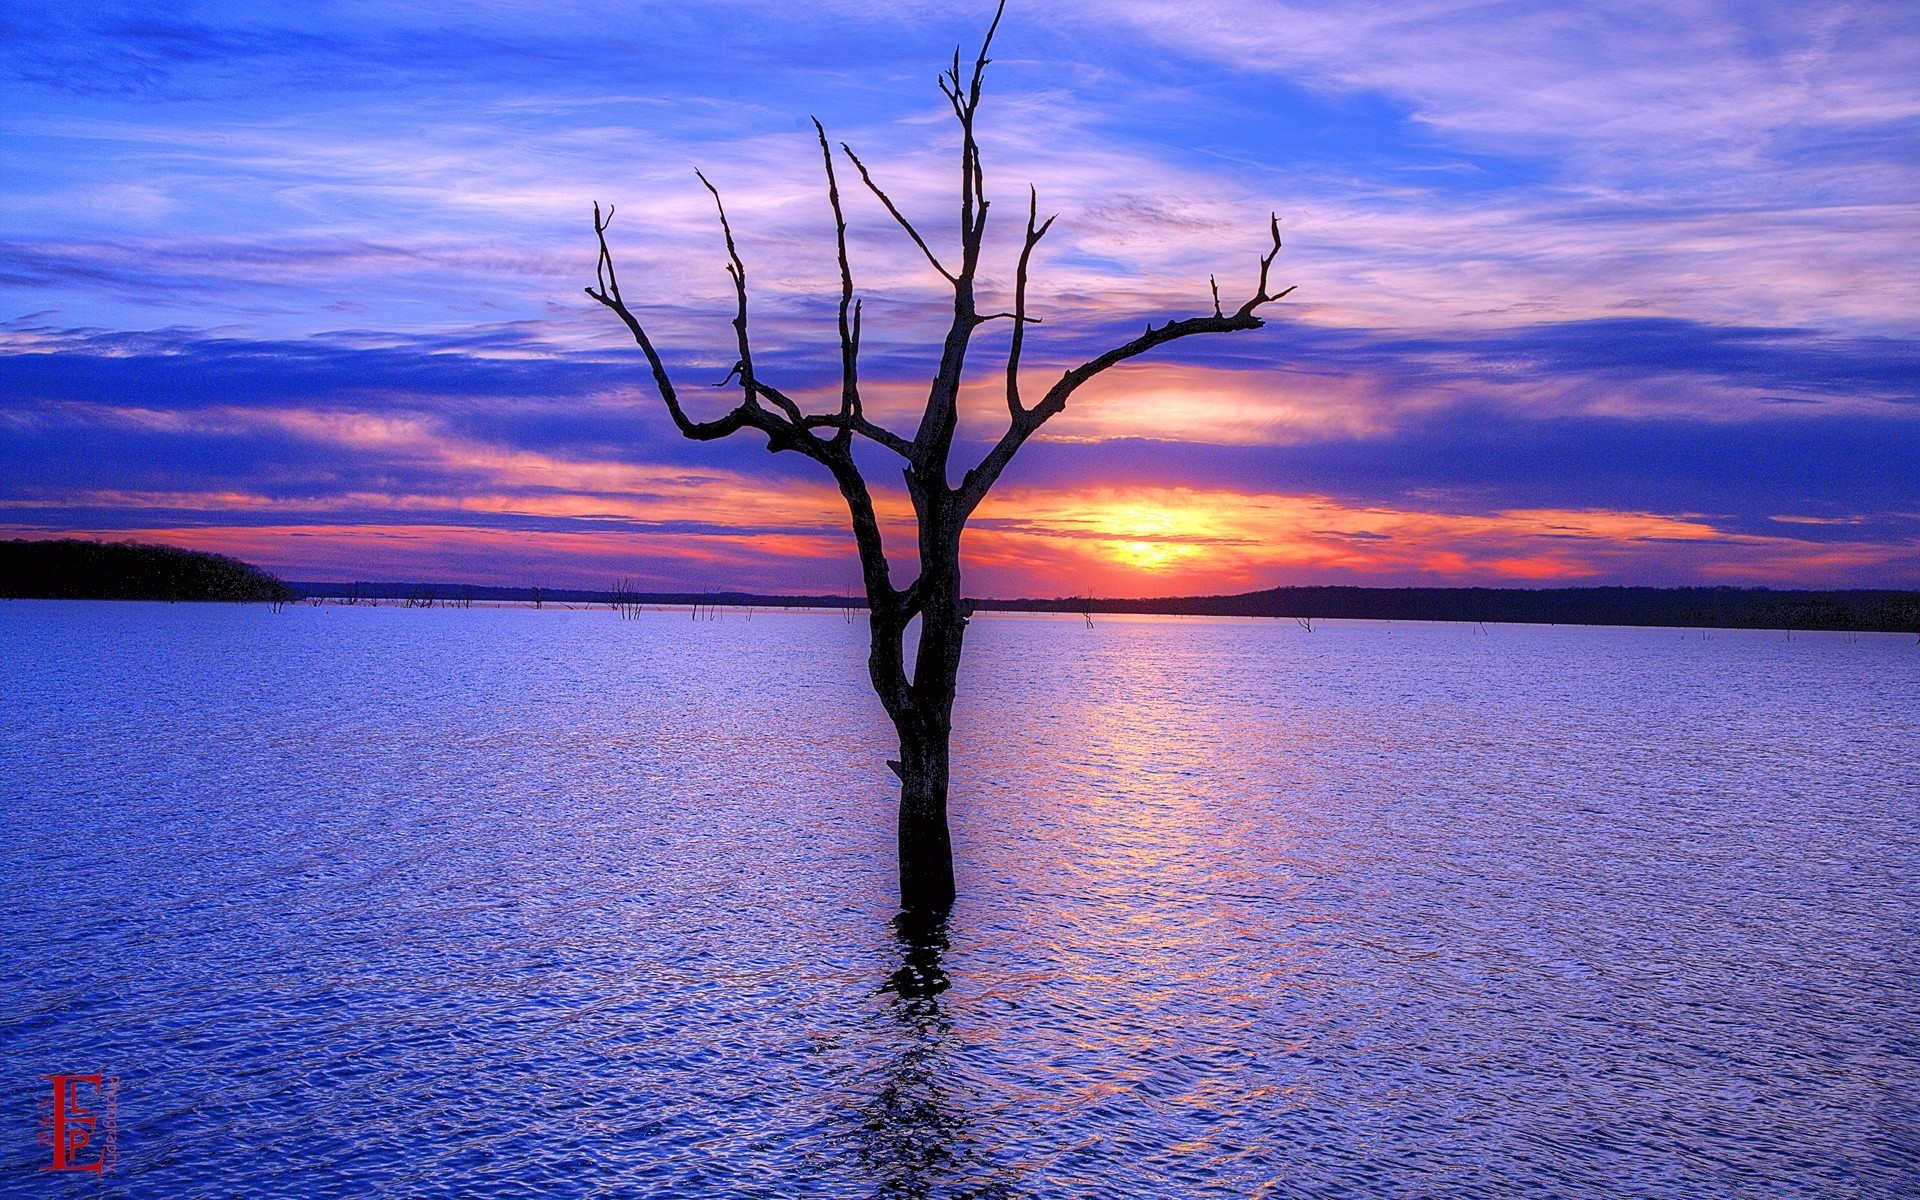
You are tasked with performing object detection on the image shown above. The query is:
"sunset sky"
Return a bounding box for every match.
[4,1,1916,596]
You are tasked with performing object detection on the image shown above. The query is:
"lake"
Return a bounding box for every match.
[2,601,1916,1197]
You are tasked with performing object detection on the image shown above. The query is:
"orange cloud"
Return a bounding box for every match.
[962,485,1899,596]
[949,362,1406,446]
[17,484,1905,596]
[17,411,1907,594]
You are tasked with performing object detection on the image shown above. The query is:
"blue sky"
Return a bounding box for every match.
[3,1,1917,593]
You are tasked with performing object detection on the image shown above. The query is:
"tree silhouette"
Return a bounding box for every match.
[587,3,1291,913]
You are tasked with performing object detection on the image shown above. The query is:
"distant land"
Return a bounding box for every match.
[987,585,1920,635]
[288,578,1920,635]
[1,539,294,602]
[6,539,1916,633]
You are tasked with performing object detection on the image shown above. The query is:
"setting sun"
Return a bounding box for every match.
[1109,539,1196,570]
[1088,503,1212,571]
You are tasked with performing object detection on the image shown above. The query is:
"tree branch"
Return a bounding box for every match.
[1006,185,1056,417]
[820,454,914,717]
[906,2,1008,479]
[801,412,915,459]
[696,171,764,414]
[1238,213,1291,317]
[946,2,1002,274]
[750,380,812,434]
[959,217,1293,514]
[814,118,863,445]
[589,199,839,463]
[586,202,763,443]
[964,2,1003,237]
[841,145,956,284]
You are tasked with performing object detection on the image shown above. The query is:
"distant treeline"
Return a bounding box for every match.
[294,579,1920,633]
[988,585,1920,634]
[287,582,868,609]
[1,539,294,602]
[22,540,1908,631]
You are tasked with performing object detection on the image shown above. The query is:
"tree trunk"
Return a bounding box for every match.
[895,721,955,913]
[889,551,966,914]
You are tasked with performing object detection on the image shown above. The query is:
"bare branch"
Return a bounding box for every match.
[1006,186,1056,417]
[841,145,956,283]
[948,3,1003,271]
[696,170,761,413]
[586,202,757,443]
[814,118,862,443]
[592,202,621,300]
[587,198,840,464]
[937,71,965,123]
[959,216,1293,514]
[751,381,812,433]
[801,412,915,459]
[963,2,1004,231]
[1236,213,1290,317]
[903,1,1011,474]
[975,2,1007,92]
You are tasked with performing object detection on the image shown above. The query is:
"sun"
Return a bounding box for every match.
[1109,539,1197,570]
[1083,503,1211,571]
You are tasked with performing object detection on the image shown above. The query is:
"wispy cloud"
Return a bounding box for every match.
[4,326,1914,589]
[2,2,1913,589]
[962,484,1912,595]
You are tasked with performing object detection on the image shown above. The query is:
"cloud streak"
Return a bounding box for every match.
[4,324,1914,591]
[1,2,1914,590]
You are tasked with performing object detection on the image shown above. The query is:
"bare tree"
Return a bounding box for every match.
[587,3,1292,913]
[610,576,643,620]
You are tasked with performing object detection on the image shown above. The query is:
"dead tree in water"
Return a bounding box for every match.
[610,576,644,620]
[587,3,1291,912]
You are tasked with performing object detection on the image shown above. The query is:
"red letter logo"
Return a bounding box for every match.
[40,1074,116,1173]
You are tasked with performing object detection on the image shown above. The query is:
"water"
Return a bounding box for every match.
[2,601,1916,1197]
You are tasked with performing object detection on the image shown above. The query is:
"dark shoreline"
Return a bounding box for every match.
[7,539,1915,634]
[279,580,1920,635]
[1,538,293,603]
[984,584,1920,635]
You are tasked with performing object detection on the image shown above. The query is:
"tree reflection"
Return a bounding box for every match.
[856,913,1017,1200]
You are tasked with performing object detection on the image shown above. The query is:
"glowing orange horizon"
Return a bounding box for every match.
[10,479,1905,596]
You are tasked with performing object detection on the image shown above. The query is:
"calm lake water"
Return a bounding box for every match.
[2,601,1917,1197]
